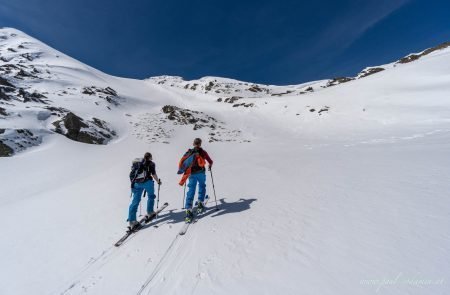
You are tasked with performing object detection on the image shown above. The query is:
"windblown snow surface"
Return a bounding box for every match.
[0,28,449,295]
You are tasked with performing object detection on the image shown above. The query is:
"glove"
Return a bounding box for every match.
[208,165,212,171]
[131,181,135,189]
[158,179,162,185]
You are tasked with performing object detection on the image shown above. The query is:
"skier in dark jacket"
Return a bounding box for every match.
[179,138,213,222]
[128,152,161,229]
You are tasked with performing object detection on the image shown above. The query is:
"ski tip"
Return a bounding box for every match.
[163,202,169,206]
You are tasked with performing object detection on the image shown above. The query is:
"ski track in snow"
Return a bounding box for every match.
[56,247,117,295]
[54,215,176,295]
[54,210,207,295]
[138,201,216,294]
[55,239,131,294]
[137,234,182,295]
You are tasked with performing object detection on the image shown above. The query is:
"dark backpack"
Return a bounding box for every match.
[129,158,146,183]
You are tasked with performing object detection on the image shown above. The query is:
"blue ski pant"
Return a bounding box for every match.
[185,172,206,209]
[128,180,155,222]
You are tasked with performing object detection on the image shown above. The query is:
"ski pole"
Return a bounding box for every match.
[209,168,219,211]
[182,183,186,209]
[157,180,161,210]
[155,180,161,218]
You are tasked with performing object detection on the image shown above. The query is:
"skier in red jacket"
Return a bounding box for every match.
[179,138,213,222]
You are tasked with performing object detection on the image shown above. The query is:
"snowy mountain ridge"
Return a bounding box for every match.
[147,41,450,96]
[1,27,450,156]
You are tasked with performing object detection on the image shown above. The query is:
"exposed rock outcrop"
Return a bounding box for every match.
[0,128,42,157]
[358,67,385,78]
[82,86,121,106]
[52,112,116,144]
[397,42,450,64]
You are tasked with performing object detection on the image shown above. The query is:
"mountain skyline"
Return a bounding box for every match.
[1,0,449,85]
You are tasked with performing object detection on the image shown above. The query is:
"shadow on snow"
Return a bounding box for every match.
[141,197,257,228]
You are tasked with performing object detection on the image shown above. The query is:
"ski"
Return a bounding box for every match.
[114,202,169,247]
[178,224,190,235]
[179,222,194,235]
[178,209,195,235]
[179,196,209,236]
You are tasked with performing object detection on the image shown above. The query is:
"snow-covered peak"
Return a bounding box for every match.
[0,27,100,75]
[0,28,126,156]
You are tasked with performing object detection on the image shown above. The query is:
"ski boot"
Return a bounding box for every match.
[197,201,205,214]
[128,220,141,232]
[185,209,194,223]
[144,211,156,223]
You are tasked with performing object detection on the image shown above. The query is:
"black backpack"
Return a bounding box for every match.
[129,158,147,183]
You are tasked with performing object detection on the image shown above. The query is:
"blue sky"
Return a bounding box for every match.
[0,0,449,84]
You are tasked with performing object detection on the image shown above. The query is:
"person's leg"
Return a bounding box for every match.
[197,172,207,203]
[144,180,155,214]
[185,174,198,209]
[128,183,144,222]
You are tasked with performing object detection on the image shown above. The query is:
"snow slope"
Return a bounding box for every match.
[0,28,449,295]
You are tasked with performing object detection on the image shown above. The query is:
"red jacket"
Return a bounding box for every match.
[178,147,213,185]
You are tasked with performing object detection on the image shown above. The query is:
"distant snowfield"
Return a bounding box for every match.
[0,28,449,295]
